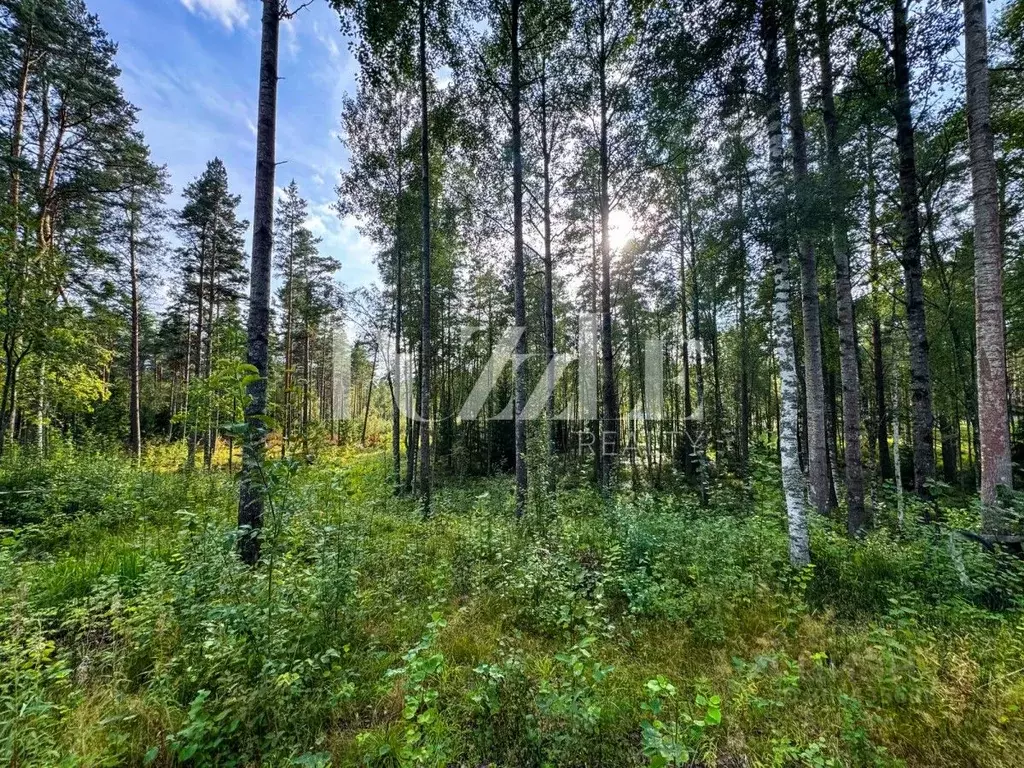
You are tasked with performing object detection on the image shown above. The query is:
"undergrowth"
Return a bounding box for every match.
[0,443,1022,766]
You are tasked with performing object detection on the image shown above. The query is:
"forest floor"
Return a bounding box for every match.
[1,444,1023,767]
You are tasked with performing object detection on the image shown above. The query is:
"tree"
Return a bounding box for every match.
[111,136,169,461]
[338,72,417,493]
[763,0,809,567]
[417,0,434,517]
[175,158,249,469]
[239,0,282,566]
[0,0,135,454]
[891,0,936,495]
[275,180,306,458]
[575,0,645,490]
[815,0,866,531]
[509,0,528,517]
[783,0,831,515]
[964,0,1012,522]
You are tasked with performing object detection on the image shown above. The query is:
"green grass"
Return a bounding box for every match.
[0,445,1022,766]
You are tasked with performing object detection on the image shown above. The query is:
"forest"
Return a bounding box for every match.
[2,0,1024,764]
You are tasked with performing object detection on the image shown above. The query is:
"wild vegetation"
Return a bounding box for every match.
[2,444,1023,766]
[2,0,1024,764]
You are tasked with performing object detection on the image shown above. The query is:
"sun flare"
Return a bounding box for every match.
[607,208,636,251]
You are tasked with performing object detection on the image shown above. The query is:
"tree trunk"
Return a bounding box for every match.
[128,206,142,462]
[189,227,206,470]
[540,63,557,488]
[392,125,404,493]
[816,0,865,532]
[736,156,750,475]
[510,0,528,516]
[362,343,378,444]
[204,204,219,470]
[407,361,421,493]
[764,0,809,567]
[784,6,830,516]
[597,0,619,491]
[894,378,905,526]
[417,0,433,517]
[866,130,893,480]
[238,0,280,565]
[302,311,312,457]
[893,0,936,495]
[964,0,1012,523]
[677,197,693,476]
[9,38,31,224]
[684,165,708,503]
[282,231,294,458]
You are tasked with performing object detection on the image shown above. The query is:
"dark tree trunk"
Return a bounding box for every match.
[510,0,528,516]
[303,323,311,457]
[128,207,142,462]
[677,198,692,476]
[939,414,958,483]
[735,154,750,474]
[684,165,707,502]
[417,0,433,517]
[392,120,403,493]
[238,0,280,565]
[816,0,865,532]
[282,238,294,459]
[597,0,619,491]
[204,208,218,470]
[892,0,936,495]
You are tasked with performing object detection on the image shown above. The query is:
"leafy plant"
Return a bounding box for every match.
[640,676,721,767]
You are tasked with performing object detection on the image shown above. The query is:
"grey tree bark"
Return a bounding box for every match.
[540,63,557,487]
[866,130,893,480]
[683,165,708,503]
[128,204,142,462]
[282,224,294,459]
[764,0,809,567]
[510,0,528,517]
[238,0,280,565]
[964,0,1012,523]
[392,125,404,494]
[892,0,936,495]
[784,5,831,516]
[597,0,619,491]
[816,0,865,533]
[417,0,433,518]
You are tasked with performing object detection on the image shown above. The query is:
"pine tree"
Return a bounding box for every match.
[239,0,282,565]
[175,158,249,469]
[110,135,169,461]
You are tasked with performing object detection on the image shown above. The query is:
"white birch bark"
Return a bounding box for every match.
[763,0,809,568]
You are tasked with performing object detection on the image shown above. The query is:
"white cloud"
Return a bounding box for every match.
[281,16,300,58]
[299,201,378,289]
[313,21,341,61]
[180,0,248,31]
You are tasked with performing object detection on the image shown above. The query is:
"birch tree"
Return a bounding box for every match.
[963,0,1012,523]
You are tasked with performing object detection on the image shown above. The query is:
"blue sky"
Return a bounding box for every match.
[88,0,378,293]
